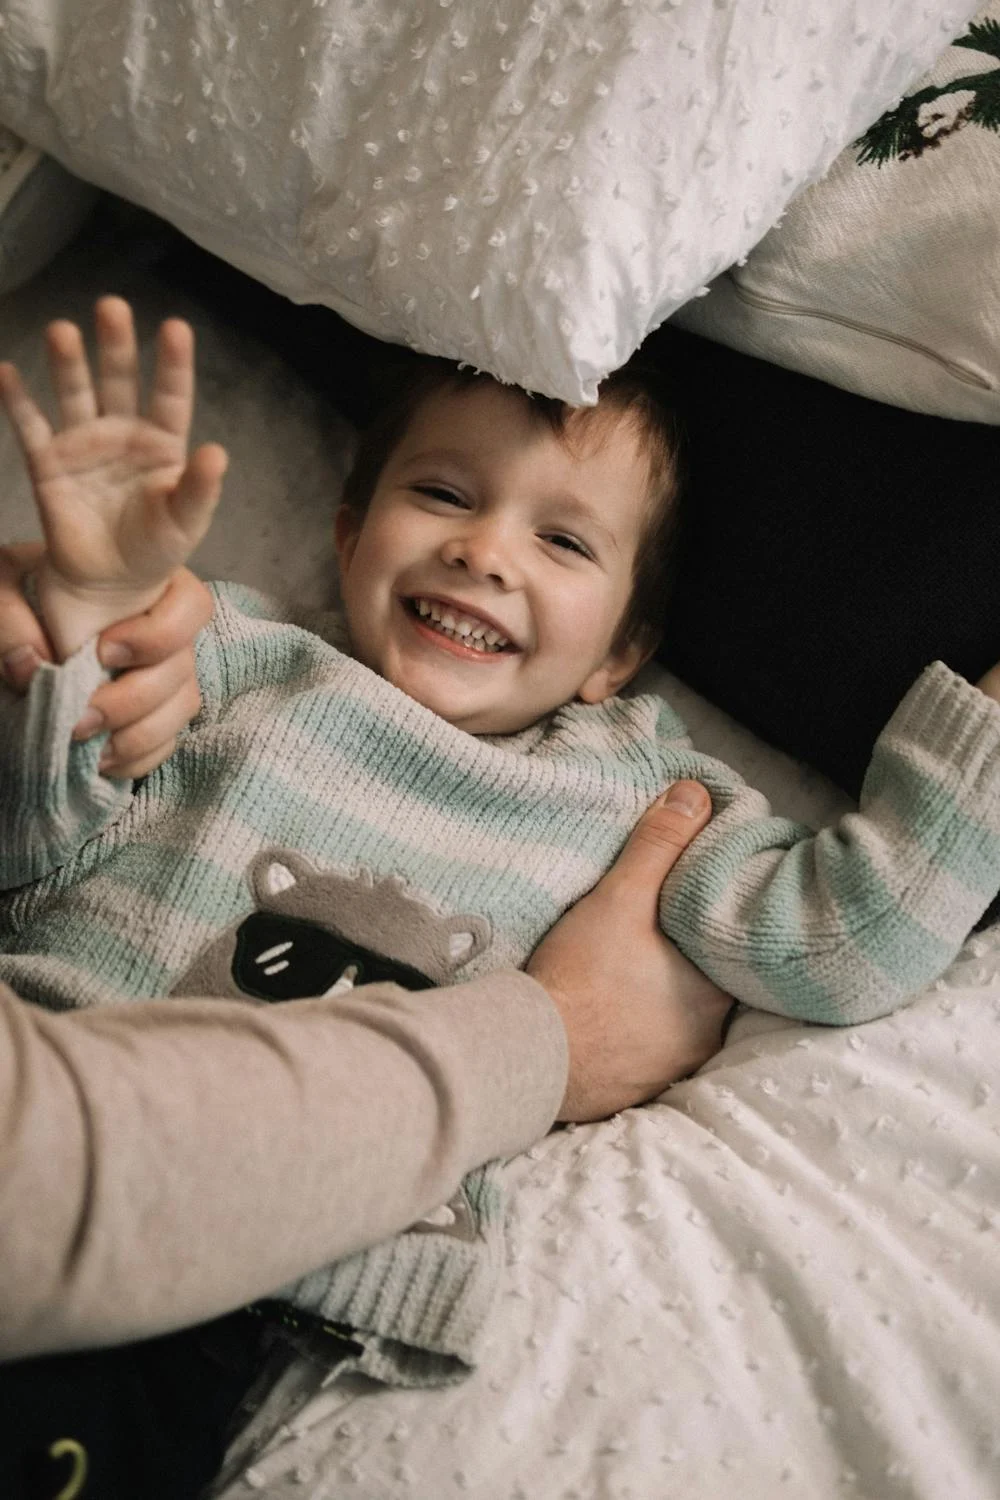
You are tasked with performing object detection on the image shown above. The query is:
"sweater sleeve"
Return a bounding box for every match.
[0,970,567,1358]
[0,640,131,891]
[658,663,1000,1025]
[0,582,263,893]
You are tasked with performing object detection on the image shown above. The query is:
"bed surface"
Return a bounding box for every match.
[2,210,998,1500]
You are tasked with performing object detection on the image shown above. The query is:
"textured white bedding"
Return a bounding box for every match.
[0,0,981,402]
[3,210,998,1500]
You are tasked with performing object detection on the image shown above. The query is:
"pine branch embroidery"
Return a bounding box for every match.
[855,17,1000,165]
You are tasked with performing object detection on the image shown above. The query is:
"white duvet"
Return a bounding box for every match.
[211,673,1000,1500]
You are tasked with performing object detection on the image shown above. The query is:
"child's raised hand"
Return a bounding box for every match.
[0,297,227,658]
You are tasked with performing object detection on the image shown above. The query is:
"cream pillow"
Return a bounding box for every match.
[673,3,1000,423]
[0,1,981,403]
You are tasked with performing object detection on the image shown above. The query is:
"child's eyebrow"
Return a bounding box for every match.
[395,446,470,470]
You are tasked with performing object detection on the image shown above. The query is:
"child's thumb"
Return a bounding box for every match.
[169,443,229,544]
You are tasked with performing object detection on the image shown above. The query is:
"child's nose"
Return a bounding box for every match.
[440,522,521,587]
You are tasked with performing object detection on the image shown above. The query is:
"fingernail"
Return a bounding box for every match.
[2,644,43,689]
[662,782,704,817]
[72,707,105,741]
[100,643,133,670]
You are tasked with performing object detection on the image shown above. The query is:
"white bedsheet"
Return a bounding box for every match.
[212,932,1000,1499]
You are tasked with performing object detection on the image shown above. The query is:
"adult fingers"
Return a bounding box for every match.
[101,735,179,783]
[73,647,200,742]
[94,296,140,418]
[96,567,214,672]
[599,781,712,911]
[45,318,99,426]
[0,541,52,689]
[97,674,199,776]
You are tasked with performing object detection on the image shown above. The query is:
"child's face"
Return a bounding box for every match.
[335,381,652,734]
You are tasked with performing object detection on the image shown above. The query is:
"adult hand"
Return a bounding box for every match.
[0,542,213,779]
[527,780,733,1122]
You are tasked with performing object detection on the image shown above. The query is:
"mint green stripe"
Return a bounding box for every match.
[865,744,1000,897]
[1,907,176,999]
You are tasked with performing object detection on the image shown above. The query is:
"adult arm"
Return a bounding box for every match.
[0,782,723,1358]
[658,663,1000,1024]
[0,974,564,1359]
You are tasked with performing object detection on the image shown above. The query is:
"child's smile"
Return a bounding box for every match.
[406,595,518,657]
[335,380,653,735]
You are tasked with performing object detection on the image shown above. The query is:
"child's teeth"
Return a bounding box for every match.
[412,598,509,651]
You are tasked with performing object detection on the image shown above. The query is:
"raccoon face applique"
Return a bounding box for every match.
[171,848,493,1003]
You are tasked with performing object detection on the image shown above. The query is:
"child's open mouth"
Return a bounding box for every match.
[405,596,516,655]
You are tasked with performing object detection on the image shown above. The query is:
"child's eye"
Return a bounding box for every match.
[413,485,466,507]
[544,532,593,559]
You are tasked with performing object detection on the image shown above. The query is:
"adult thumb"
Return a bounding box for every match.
[604,780,712,899]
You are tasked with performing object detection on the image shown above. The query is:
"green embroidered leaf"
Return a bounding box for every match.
[967,70,1000,132]
[855,101,926,166]
[953,18,1000,63]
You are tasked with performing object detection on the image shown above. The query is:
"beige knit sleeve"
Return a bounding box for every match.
[0,973,566,1358]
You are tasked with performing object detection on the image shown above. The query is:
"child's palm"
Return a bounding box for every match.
[32,414,192,589]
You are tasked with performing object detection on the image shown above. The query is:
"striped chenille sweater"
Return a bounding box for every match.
[2,581,999,1384]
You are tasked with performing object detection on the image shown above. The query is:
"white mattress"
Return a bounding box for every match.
[2,212,998,1500]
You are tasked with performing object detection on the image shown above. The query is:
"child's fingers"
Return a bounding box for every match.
[0,362,54,460]
[168,442,228,544]
[148,316,196,439]
[45,319,99,427]
[94,296,140,418]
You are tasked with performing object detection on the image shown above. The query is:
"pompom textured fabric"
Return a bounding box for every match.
[0,1,982,400]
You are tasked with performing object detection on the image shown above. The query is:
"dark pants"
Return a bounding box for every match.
[0,1311,266,1500]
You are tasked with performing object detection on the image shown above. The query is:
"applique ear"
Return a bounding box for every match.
[248,848,318,902]
[446,915,492,970]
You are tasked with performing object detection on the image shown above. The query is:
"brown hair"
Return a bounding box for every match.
[340,354,683,655]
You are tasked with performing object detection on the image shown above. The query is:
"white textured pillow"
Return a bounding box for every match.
[0,1,981,403]
[673,2,1000,423]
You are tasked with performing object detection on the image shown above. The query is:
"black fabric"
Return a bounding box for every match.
[0,1312,265,1500]
[647,325,1000,802]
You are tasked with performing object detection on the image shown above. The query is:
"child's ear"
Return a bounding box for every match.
[577,635,653,704]
[334,504,361,571]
